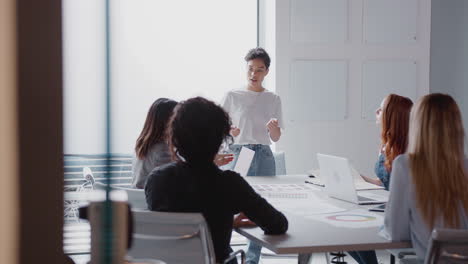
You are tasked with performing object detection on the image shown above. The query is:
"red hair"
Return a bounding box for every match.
[381,94,413,171]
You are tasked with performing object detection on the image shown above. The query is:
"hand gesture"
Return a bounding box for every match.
[233,212,256,228]
[230,126,240,137]
[266,118,281,142]
[214,153,234,166]
[266,118,279,131]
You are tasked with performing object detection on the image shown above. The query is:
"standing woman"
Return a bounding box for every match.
[132,98,178,188]
[221,47,283,264]
[384,93,468,261]
[221,47,283,176]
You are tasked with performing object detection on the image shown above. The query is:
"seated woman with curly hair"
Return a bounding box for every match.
[144,97,288,263]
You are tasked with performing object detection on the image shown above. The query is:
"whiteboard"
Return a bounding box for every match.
[290,0,348,43]
[361,60,418,120]
[287,60,348,122]
[363,0,418,44]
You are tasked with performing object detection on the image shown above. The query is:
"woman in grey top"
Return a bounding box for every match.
[384,93,468,261]
[132,98,178,188]
[132,98,235,189]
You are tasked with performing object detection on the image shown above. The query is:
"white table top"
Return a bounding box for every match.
[236,174,411,254]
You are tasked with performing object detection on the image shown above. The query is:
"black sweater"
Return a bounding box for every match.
[144,161,288,263]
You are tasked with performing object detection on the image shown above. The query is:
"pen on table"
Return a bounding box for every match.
[304,180,325,187]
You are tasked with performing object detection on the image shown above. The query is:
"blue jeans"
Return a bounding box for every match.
[228,144,275,264]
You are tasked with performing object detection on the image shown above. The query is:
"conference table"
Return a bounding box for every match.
[236,175,411,264]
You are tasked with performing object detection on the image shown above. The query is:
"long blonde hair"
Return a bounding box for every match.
[408,93,468,229]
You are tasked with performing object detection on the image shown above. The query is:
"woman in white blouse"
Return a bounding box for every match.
[384,93,468,262]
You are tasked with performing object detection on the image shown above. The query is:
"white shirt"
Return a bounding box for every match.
[221,89,284,145]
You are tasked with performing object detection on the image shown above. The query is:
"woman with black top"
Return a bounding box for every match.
[144,97,288,263]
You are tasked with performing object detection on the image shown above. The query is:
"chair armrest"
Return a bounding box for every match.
[441,251,468,261]
[398,251,416,259]
[223,249,245,264]
[133,230,199,241]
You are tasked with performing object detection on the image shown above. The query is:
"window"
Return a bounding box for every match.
[110,0,257,153]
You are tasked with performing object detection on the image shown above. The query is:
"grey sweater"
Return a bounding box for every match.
[383,154,468,260]
[131,142,172,189]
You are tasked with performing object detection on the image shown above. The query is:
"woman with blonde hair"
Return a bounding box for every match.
[384,93,468,261]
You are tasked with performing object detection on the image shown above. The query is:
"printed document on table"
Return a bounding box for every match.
[252,184,346,215]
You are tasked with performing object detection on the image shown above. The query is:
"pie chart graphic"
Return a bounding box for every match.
[326,214,376,222]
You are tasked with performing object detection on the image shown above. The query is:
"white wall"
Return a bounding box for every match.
[430,0,468,152]
[271,0,431,175]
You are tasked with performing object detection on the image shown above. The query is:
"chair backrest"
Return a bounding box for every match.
[127,210,216,264]
[273,151,287,175]
[93,182,148,210]
[424,228,468,264]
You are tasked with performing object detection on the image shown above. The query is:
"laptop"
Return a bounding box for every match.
[306,167,384,191]
[317,153,387,205]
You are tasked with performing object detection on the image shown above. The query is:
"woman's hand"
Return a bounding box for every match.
[214,153,234,166]
[230,126,240,137]
[267,118,281,142]
[361,174,383,186]
[233,212,256,228]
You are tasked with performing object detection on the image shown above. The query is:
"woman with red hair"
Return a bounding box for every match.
[350,94,413,264]
[361,94,414,190]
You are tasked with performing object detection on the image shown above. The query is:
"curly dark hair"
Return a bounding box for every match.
[169,97,232,164]
[135,98,178,159]
[244,47,271,69]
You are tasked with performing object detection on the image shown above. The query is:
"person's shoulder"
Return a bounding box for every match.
[220,169,240,179]
[262,90,281,100]
[228,89,250,97]
[219,170,248,185]
[148,161,177,178]
[391,154,411,186]
[223,89,245,101]
[226,87,246,94]
[393,153,409,168]
[146,142,169,155]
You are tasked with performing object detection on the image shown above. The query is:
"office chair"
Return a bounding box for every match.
[422,228,468,264]
[128,210,245,264]
[273,151,287,175]
[94,182,148,210]
[388,248,416,264]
